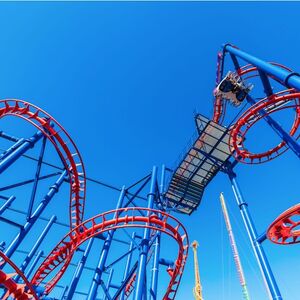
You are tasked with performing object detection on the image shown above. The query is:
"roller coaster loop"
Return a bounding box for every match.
[229,90,300,164]
[0,99,86,229]
[267,203,300,245]
[213,62,292,125]
[31,207,189,299]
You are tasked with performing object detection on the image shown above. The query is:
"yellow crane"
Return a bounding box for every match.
[191,240,203,300]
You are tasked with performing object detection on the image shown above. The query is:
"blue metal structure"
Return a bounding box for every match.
[164,44,300,299]
[134,166,157,300]
[0,44,298,300]
[223,44,300,159]
[226,164,281,300]
[0,117,184,299]
[87,186,127,300]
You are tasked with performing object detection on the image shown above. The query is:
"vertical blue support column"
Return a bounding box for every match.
[87,186,127,300]
[0,130,44,174]
[227,165,282,300]
[0,196,15,215]
[149,165,165,299]
[27,135,47,219]
[159,164,166,197]
[4,171,67,259]
[14,215,56,282]
[149,233,160,300]
[119,232,136,300]
[25,250,44,279]
[104,269,114,300]
[66,238,94,300]
[134,166,157,300]
[60,285,69,300]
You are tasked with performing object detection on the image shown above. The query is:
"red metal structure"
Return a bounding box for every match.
[1,43,300,300]
[267,204,300,245]
[0,251,38,300]
[31,207,188,298]
[0,99,86,229]
[0,99,189,299]
[210,44,300,300]
[229,90,300,163]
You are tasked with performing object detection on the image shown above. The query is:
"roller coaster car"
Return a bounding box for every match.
[216,71,253,106]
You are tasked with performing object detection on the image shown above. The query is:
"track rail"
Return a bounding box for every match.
[213,52,225,124]
[0,251,38,299]
[267,203,300,245]
[31,207,189,299]
[229,90,300,164]
[0,100,86,229]
[212,62,292,125]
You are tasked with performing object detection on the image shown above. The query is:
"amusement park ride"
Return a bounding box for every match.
[0,43,299,300]
[191,241,203,300]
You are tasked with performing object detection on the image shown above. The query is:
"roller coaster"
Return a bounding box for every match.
[0,43,299,299]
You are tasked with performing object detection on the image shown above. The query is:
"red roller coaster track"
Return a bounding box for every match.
[237,62,292,80]
[0,100,86,229]
[0,251,38,300]
[0,100,189,299]
[31,207,189,299]
[213,52,224,124]
[212,62,292,125]
[229,90,300,164]
[267,203,300,245]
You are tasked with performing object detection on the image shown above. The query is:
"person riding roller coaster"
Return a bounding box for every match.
[215,71,253,106]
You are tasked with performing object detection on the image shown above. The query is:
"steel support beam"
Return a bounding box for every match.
[112,261,138,300]
[87,186,126,300]
[104,269,114,300]
[224,44,300,91]
[0,131,20,142]
[150,165,165,299]
[0,130,44,174]
[0,196,15,215]
[27,135,47,219]
[66,238,94,300]
[149,234,160,300]
[159,258,174,267]
[24,250,44,279]
[3,171,67,259]
[227,165,282,300]
[134,166,158,300]
[0,138,25,161]
[60,285,69,300]
[14,215,56,282]
[119,232,136,300]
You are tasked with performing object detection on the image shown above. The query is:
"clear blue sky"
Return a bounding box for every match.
[0,2,299,300]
